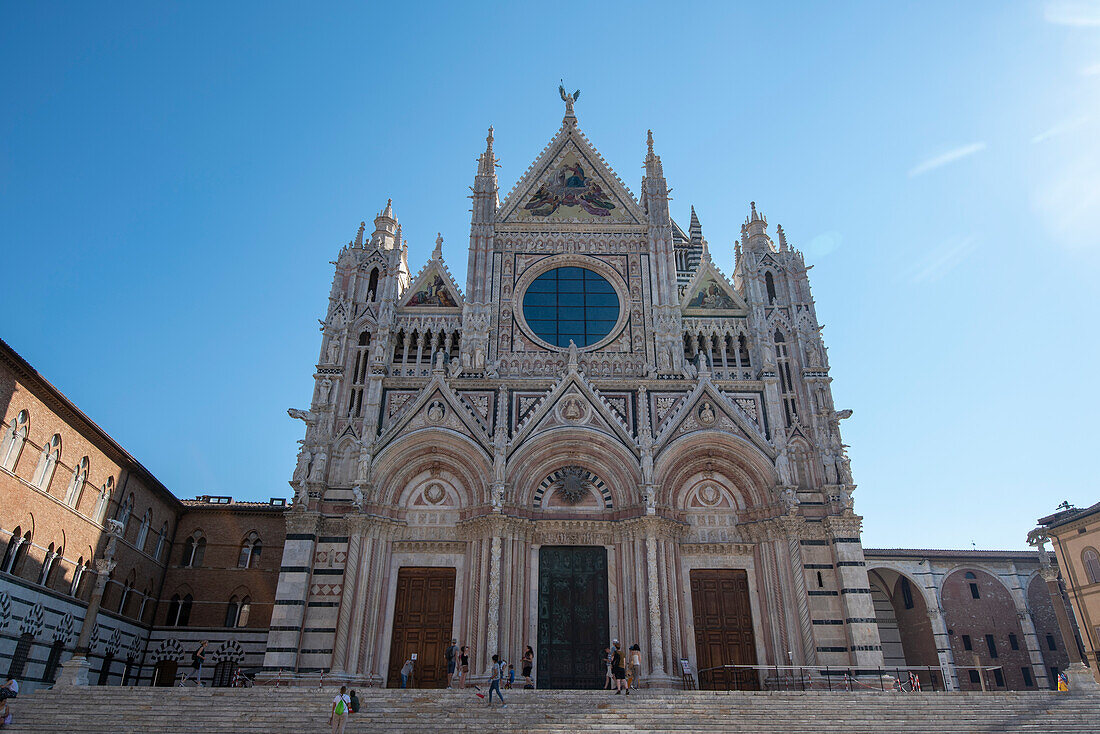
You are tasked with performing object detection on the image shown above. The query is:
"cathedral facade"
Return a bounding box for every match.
[263,102,884,688]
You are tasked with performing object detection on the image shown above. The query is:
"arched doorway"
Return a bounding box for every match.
[868,568,939,686]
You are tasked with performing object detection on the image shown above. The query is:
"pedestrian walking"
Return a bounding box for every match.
[521,646,534,689]
[611,640,628,695]
[628,644,642,689]
[400,658,414,688]
[487,654,506,708]
[183,640,208,686]
[329,685,351,734]
[445,638,458,687]
[603,647,614,689]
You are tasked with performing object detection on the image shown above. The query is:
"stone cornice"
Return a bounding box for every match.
[680,542,755,556]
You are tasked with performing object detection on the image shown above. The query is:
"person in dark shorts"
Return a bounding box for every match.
[459,645,470,688]
[611,640,628,695]
[521,646,534,688]
[445,638,458,688]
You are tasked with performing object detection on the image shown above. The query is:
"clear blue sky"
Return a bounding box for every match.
[3,2,1098,550]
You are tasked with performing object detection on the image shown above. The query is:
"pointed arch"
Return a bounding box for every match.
[64,456,89,508]
[32,434,61,491]
[1,410,29,471]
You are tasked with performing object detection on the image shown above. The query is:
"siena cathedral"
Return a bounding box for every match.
[263,97,883,690]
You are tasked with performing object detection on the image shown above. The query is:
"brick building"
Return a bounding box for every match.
[0,338,285,691]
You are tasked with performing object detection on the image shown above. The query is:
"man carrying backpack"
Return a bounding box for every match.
[329,685,351,734]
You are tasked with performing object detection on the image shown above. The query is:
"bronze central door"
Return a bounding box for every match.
[690,568,759,690]
[537,546,610,689]
[387,566,456,688]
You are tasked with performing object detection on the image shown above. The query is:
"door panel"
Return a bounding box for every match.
[386,567,456,688]
[537,546,609,689]
[690,568,759,690]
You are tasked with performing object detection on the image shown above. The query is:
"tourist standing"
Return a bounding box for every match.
[445,638,458,687]
[603,647,614,689]
[329,685,351,734]
[629,644,642,690]
[487,654,506,708]
[522,646,534,689]
[611,641,628,695]
[459,645,470,688]
[400,658,414,688]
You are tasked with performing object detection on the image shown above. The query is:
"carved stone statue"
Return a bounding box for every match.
[309,450,327,482]
[291,447,310,484]
[352,484,364,510]
[566,340,579,370]
[658,348,672,372]
[318,378,332,405]
[638,433,655,484]
[288,408,317,426]
[822,452,838,485]
[327,336,341,364]
[774,447,794,486]
[558,81,580,116]
[492,429,507,484]
[837,454,853,484]
[698,402,716,426]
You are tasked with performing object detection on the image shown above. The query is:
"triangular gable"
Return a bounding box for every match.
[654,379,773,457]
[497,121,646,225]
[509,366,636,457]
[375,373,491,456]
[681,253,749,316]
[399,259,464,310]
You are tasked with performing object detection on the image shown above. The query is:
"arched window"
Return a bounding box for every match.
[179,594,193,626]
[94,477,113,524]
[32,434,61,491]
[138,588,152,623]
[135,510,151,551]
[237,596,251,627]
[224,596,240,628]
[965,571,981,599]
[237,532,261,568]
[154,522,169,561]
[182,533,206,567]
[166,593,193,626]
[45,545,62,587]
[2,527,31,575]
[774,330,798,427]
[70,556,86,596]
[765,272,777,303]
[1083,548,1100,584]
[65,456,89,507]
[1,410,29,471]
[367,268,380,300]
[116,493,134,533]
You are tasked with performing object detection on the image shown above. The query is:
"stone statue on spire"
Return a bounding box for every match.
[559,80,580,116]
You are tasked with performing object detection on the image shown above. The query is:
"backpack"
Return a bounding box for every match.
[335,697,347,716]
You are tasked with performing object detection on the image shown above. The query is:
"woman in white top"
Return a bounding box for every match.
[628,644,642,689]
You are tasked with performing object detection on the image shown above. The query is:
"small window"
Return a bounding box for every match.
[1047,634,1057,651]
[238,532,261,569]
[224,596,240,628]
[0,410,29,471]
[32,434,62,491]
[816,571,823,588]
[178,594,193,626]
[993,668,1004,687]
[1009,633,1019,651]
[1050,666,1059,688]
[985,634,998,659]
[968,670,980,684]
[969,582,980,599]
[367,268,379,300]
[1022,667,1034,687]
[901,578,914,610]
[182,534,206,567]
[765,271,777,303]
[65,456,89,507]
[95,477,113,523]
[962,634,972,651]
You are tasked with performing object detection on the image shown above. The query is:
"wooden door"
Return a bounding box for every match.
[386,567,456,688]
[690,568,759,690]
[537,546,610,689]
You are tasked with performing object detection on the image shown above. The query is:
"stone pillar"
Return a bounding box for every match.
[261,511,320,674]
[56,520,123,686]
[486,534,502,662]
[925,607,958,691]
[645,530,667,677]
[1006,565,1053,689]
[824,516,883,667]
[1040,562,1099,690]
[330,519,364,673]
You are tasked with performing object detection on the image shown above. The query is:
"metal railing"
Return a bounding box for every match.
[691,664,950,692]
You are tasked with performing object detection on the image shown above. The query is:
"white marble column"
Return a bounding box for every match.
[646,531,667,677]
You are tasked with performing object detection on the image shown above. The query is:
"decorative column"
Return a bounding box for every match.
[486,533,502,662]
[645,527,667,678]
[1034,538,1099,690]
[55,520,124,686]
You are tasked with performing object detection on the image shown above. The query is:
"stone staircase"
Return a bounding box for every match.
[4,686,1098,733]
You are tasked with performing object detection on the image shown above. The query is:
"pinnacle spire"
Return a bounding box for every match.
[689,206,703,245]
[776,224,788,251]
[478,126,497,177]
[381,198,394,220]
[354,221,365,247]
